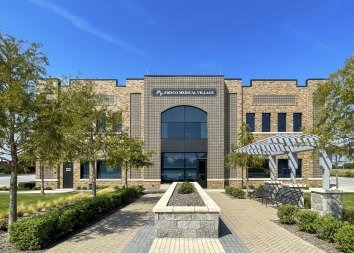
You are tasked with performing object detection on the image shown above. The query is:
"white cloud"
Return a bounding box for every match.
[29,0,145,55]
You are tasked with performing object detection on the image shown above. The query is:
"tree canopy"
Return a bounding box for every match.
[313,56,354,160]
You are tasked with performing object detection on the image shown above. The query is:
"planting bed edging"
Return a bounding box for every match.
[153,182,220,238]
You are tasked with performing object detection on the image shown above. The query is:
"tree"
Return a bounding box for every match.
[60,80,107,196]
[26,80,63,195]
[0,33,48,226]
[105,131,153,188]
[225,122,263,197]
[313,56,353,161]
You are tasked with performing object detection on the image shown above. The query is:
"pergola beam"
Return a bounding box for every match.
[233,134,333,189]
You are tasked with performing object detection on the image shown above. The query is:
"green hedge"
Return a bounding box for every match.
[334,224,354,253]
[277,204,299,224]
[225,186,245,199]
[18,182,35,190]
[9,186,143,250]
[295,210,319,233]
[315,215,343,242]
[343,209,354,224]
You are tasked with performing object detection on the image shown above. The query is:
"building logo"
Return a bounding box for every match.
[152,89,217,97]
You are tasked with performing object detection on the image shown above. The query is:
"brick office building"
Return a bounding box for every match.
[35,75,325,189]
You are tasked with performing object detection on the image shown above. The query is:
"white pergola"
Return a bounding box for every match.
[236,134,332,190]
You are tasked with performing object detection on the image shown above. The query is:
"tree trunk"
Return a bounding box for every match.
[40,161,45,195]
[125,162,128,188]
[245,167,249,198]
[241,166,244,187]
[8,132,18,233]
[91,160,97,197]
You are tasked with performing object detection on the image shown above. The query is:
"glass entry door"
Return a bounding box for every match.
[161,152,207,183]
[197,159,207,188]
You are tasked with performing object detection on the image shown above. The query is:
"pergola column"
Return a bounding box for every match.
[320,150,332,190]
[287,151,298,185]
[268,155,276,182]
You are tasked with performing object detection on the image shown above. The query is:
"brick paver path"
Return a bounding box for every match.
[149,238,226,253]
[47,193,162,253]
[209,192,324,253]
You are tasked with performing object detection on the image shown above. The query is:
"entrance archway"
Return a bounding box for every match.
[160,106,207,186]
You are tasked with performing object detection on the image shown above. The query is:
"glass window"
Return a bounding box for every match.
[185,106,207,122]
[96,114,106,133]
[80,162,90,179]
[161,106,207,139]
[114,123,122,133]
[278,159,302,178]
[161,122,184,138]
[246,113,255,132]
[248,159,270,178]
[163,153,184,168]
[278,113,286,132]
[293,113,302,132]
[262,113,271,132]
[161,152,206,183]
[97,161,121,179]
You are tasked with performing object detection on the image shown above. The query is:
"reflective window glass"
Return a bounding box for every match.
[278,113,286,132]
[161,106,207,139]
[80,162,89,179]
[293,113,302,132]
[163,153,184,168]
[246,113,255,132]
[278,159,302,178]
[97,161,121,179]
[185,153,197,168]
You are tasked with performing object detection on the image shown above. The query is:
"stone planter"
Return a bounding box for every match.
[311,189,343,219]
[153,182,220,238]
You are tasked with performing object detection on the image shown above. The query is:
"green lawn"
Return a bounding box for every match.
[304,192,354,210]
[0,193,77,213]
[343,193,354,210]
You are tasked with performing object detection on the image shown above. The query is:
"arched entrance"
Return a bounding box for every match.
[160,106,207,187]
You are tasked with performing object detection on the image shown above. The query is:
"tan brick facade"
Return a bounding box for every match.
[35,76,324,189]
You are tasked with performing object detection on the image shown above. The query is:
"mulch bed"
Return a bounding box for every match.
[168,183,205,206]
[274,220,341,253]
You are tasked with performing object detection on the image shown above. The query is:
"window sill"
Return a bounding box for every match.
[97,179,121,181]
[251,132,303,134]
[248,178,271,181]
[277,178,304,180]
[35,179,57,182]
[80,179,89,181]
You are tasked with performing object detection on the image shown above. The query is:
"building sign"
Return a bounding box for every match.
[152,89,217,97]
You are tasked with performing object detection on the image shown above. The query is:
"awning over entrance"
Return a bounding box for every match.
[235,134,332,190]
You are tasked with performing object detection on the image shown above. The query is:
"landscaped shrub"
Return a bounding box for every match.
[343,209,354,224]
[225,186,245,199]
[334,224,354,253]
[304,193,311,209]
[277,204,299,224]
[178,182,194,194]
[0,186,9,191]
[9,185,143,250]
[76,186,81,190]
[18,182,35,190]
[315,215,343,242]
[295,210,319,233]
[45,187,52,190]
[0,219,8,231]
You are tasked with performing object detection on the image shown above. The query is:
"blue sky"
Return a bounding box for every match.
[1,0,353,85]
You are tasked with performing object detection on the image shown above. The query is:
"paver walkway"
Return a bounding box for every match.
[209,192,324,253]
[149,238,226,253]
[47,192,162,253]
